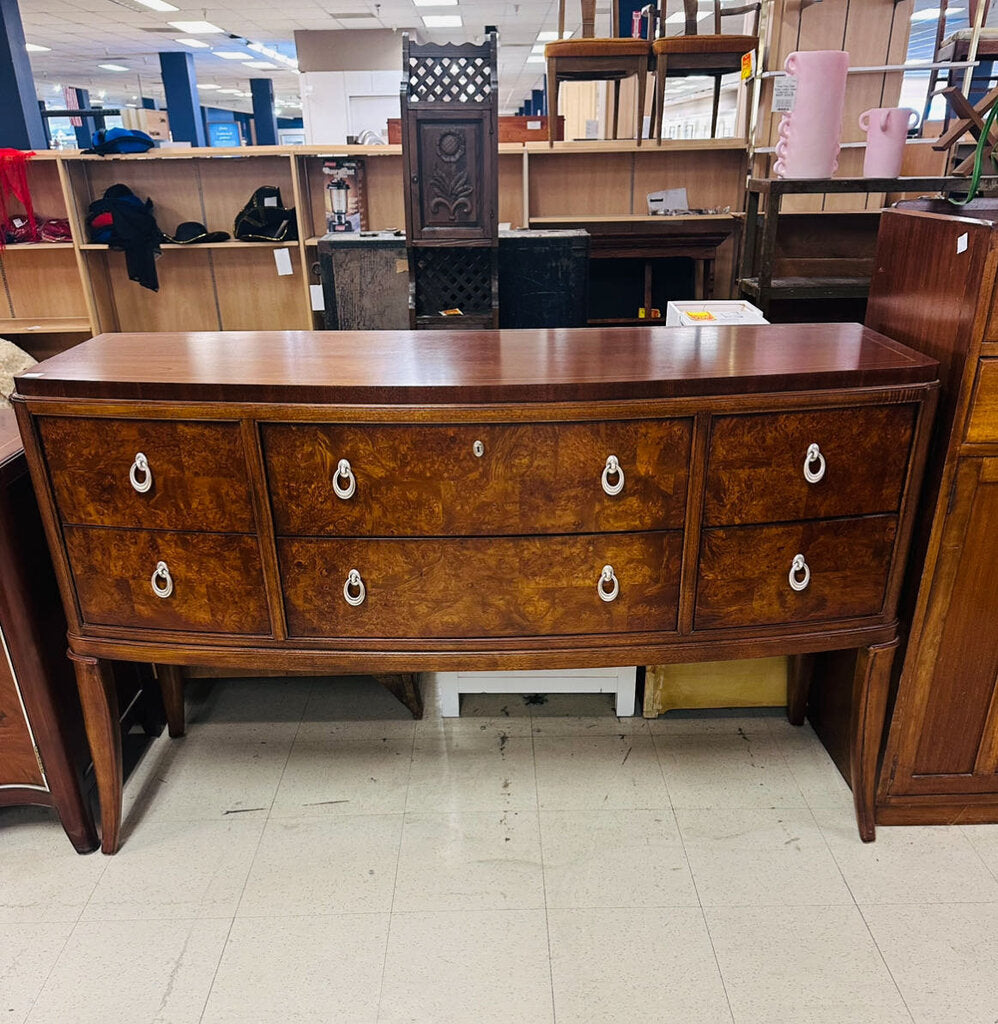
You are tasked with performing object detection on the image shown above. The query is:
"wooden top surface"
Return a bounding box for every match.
[13,324,937,405]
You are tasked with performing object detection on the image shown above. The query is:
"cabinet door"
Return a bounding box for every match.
[0,625,45,789]
[902,459,998,788]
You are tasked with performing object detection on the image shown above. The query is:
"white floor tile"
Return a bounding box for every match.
[653,719,808,810]
[237,815,402,917]
[533,732,669,810]
[540,808,698,909]
[270,721,414,818]
[303,674,419,722]
[185,677,313,726]
[548,906,733,1024]
[80,818,264,921]
[201,913,388,1024]
[677,807,853,907]
[707,905,912,1024]
[393,811,544,912]
[379,909,553,1024]
[862,902,998,1024]
[25,918,230,1024]
[0,922,73,1024]
[767,719,855,810]
[817,809,998,904]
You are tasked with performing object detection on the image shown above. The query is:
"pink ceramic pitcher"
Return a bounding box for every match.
[859,107,919,177]
[773,50,850,179]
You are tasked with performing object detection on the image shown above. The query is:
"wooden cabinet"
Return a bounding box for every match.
[0,408,97,852]
[11,323,937,851]
[865,209,998,825]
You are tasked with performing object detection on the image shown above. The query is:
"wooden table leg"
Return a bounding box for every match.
[157,663,186,738]
[786,652,814,726]
[68,652,122,855]
[373,673,424,719]
[850,638,898,843]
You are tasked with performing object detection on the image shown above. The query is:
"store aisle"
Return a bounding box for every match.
[2,676,997,1024]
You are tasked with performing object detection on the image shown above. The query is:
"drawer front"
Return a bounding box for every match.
[695,516,897,630]
[64,526,270,635]
[39,418,255,532]
[279,532,683,639]
[263,420,691,536]
[704,406,915,526]
[967,359,998,444]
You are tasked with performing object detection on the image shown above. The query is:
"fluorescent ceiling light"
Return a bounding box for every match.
[911,6,963,19]
[246,41,299,70]
[98,63,129,71]
[25,42,51,51]
[537,30,573,40]
[219,88,242,94]
[198,83,222,89]
[214,51,249,59]
[422,14,462,26]
[243,60,278,69]
[134,0,178,11]
[167,20,225,34]
[175,37,209,48]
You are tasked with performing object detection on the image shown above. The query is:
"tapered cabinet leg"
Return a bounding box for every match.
[373,673,424,719]
[787,653,814,726]
[69,652,122,855]
[850,639,898,843]
[157,664,186,738]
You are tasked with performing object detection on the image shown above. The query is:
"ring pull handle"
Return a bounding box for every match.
[343,568,366,606]
[803,442,826,484]
[129,452,152,494]
[597,564,619,603]
[333,458,356,500]
[788,553,810,592]
[601,455,625,496]
[151,560,174,599]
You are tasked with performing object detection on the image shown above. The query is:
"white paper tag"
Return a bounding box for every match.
[527,120,542,130]
[772,76,797,113]
[310,283,325,310]
[957,232,969,254]
[274,247,293,276]
[263,196,278,207]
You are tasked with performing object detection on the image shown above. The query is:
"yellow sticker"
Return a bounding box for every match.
[686,310,716,322]
[741,51,754,80]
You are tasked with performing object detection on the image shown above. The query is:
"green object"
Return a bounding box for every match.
[949,100,998,206]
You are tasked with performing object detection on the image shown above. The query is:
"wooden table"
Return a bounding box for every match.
[12,325,937,852]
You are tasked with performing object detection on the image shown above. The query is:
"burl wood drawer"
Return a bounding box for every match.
[704,406,915,526]
[695,516,897,629]
[63,526,270,635]
[966,359,998,443]
[39,418,255,532]
[263,419,691,536]
[279,532,683,638]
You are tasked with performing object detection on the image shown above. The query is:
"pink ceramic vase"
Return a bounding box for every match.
[859,107,919,178]
[773,50,850,179]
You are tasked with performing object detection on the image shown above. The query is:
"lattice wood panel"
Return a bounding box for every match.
[408,55,493,104]
[413,248,494,315]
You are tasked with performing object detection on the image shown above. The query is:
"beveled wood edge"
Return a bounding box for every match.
[678,411,709,633]
[877,797,998,827]
[13,383,938,424]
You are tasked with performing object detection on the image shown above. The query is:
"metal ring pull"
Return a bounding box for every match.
[129,452,152,494]
[343,568,366,606]
[333,458,356,500]
[150,560,174,599]
[803,443,826,484]
[601,455,625,496]
[788,553,811,592]
[597,564,619,603]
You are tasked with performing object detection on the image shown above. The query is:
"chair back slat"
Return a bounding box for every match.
[683,0,698,35]
[558,0,566,39]
[581,0,596,37]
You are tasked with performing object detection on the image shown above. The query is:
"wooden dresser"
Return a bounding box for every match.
[866,208,998,826]
[0,407,97,852]
[11,325,937,852]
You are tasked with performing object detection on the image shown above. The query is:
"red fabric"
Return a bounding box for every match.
[0,149,38,249]
[90,211,113,228]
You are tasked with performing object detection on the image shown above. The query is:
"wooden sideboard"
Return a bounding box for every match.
[867,209,998,826]
[0,407,97,851]
[12,325,938,852]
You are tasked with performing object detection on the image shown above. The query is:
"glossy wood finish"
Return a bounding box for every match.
[63,527,270,635]
[39,417,255,532]
[12,326,938,850]
[263,420,691,537]
[0,407,97,853]
[704,406,916,525]
[696,517,898,629]
[966,359,998,443]
[281,532,683,639]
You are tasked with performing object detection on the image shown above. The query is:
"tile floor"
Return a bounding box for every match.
[2,674,998,1023]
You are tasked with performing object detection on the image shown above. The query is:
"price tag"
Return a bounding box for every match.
[274,247,293,276]
[772,76,798,112]
[310,284,325,311]
[741,51,755,80]
[685,310,716,322]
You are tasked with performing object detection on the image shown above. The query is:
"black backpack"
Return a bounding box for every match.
[233,185,298,242]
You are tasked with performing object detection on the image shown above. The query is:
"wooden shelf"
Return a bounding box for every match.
[530,214,738,224]
[79,241,294,251]
[0,317,91,334]
[525,139,748,154]
[0,242,76,251]
[739,276,871,300]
